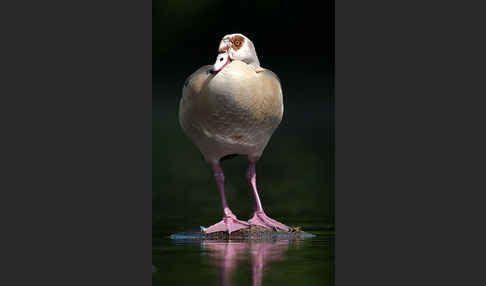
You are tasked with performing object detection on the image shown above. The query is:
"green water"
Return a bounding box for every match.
[153,220,333,286]
[153,81,334,285]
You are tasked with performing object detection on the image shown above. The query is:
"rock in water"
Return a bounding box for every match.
[170,225,315,240]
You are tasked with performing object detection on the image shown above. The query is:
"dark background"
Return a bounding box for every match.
[152,0,335,235]
[153,0,333,96]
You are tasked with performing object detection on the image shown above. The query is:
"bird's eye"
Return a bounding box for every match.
[219,57,223,62]
[234,40,241,46]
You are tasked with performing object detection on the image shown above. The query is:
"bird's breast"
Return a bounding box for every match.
[180,61,283,160]
[201,61,282,129]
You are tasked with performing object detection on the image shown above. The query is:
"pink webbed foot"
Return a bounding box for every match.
[204,208,250,234]
[248,211,290,232]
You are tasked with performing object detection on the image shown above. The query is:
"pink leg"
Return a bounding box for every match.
[204,162,249,234]
[247,161,290,232]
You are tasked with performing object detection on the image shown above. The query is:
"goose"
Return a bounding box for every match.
[179,33,290,234]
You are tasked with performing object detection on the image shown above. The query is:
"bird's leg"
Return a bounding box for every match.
[247,161,290,232]
[204,161,249,234]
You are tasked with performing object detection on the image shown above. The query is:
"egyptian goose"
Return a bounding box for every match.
[179,33,289,234]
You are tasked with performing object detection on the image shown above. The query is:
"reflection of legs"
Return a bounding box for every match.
[204,161,249,234]
[247,161,290,231]
[251,241,289,286]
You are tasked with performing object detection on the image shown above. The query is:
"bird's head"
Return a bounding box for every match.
[212,33,260,73]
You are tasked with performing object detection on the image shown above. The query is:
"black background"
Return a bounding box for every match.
[1,0,486,285]
[153,0,333,102]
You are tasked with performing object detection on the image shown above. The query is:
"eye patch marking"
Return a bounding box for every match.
[229,35,245,50]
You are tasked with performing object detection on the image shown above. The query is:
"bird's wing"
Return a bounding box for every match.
[254,68,284,121]
[181,65,212,101]
[256,68,281,85]
[179,65,212,132]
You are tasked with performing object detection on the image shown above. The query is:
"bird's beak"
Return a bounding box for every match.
[212,52,231,73]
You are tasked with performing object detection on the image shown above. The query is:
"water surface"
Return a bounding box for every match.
[153,218,334,286]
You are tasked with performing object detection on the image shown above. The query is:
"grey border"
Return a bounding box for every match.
[0,0,152,285]
[336,0,486,285]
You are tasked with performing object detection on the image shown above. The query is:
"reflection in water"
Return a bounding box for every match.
[202,240,290,286]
